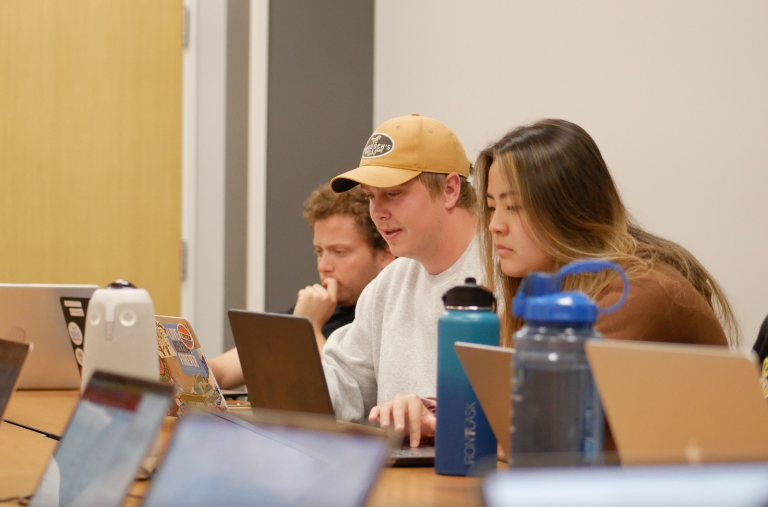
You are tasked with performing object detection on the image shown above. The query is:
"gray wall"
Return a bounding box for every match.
[265,0,374,312]
[222,0,250,350]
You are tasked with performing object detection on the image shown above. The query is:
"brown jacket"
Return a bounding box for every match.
[595,262,727,346]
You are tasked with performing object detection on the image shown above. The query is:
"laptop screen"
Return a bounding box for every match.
[0,338,31,419]
[484,464,768,507]
[29,371,172,507]
[142,412,389,507]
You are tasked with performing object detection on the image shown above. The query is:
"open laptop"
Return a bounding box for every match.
[585,340,768,465]
[454,342,513,457]
[155,315,228,416]
[484,463,768,507]
[0,338,33,420]
[0,284,98,389]
[228,310,435,466]
[142,408,390,507]
[27,370,173,507]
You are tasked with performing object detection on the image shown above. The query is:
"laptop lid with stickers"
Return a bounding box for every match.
[0,284,98,389]
[28,371,173,507]
[154,315,229,416]
[142,408,390,507]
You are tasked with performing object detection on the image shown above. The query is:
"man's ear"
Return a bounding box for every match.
[443,173,461,210]
[377,245,396,269]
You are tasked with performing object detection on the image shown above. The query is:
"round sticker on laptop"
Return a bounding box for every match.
[177,324,194,350]
[75,347,84,366]
[68,322,84,346]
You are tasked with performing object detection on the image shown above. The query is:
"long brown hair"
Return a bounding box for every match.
[476,119,739,347]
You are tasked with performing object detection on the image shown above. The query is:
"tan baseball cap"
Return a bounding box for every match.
[330,114,471,193]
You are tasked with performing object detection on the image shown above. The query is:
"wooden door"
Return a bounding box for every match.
[0,0,183,315]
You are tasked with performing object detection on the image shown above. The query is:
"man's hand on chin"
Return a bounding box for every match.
[294,278,338,332]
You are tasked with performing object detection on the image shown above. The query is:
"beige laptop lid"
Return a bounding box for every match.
[0,284,98,389]
[455,342,514,456]
[586,340,768,465]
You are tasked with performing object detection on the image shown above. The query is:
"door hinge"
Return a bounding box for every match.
[181,240,188,282]
[183,6,190,48]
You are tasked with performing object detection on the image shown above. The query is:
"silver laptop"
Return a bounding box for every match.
[142,408,390,507]
[0,284,98,389]
[28,370,174,507]
[484,463,768,507]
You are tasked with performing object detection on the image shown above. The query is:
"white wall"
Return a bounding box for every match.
[374,0,768,348]
[181,0,227,356]
[183,0,267,356]
[247,0,268,315]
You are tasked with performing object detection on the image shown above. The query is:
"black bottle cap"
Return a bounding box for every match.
[442,277,495,309]
[107,280,136,289]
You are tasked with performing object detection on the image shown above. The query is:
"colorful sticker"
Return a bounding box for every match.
[175,396,189,416]
[177,323,195,350]
[75,347,84,366]
[163,323,207,376]
[156,322,176,358]
[179,392,208,410]
[198,349,210,376]
[159,357,171,383]
[68,321,84,346]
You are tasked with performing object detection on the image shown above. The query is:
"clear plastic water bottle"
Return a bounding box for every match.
[436,277,499,476]
[510,260,628,466]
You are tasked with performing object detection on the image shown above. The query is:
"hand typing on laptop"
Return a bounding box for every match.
[369,393,436,448]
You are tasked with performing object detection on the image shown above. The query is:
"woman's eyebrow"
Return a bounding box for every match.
[486,190,518,199]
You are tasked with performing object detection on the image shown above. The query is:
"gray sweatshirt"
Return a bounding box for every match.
[321,238,482,422]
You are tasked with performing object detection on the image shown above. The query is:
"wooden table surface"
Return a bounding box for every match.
[0,390,492,506]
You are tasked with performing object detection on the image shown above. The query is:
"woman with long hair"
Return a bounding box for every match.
[477,119,739,349]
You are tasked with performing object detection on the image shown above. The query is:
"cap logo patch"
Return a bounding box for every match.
[362,133,395,159]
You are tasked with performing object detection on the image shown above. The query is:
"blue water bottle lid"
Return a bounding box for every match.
[512,259,629,323]
[521,291,598,323]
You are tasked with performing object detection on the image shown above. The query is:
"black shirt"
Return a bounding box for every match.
[283,304,356,338]
[753,314,768,366]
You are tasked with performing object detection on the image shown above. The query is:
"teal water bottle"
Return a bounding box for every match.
[510,260,628,467]
[436,278,499,476]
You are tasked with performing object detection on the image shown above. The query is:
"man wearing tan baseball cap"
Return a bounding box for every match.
[322,114,481,448]
[330,114,471,192]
